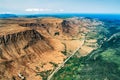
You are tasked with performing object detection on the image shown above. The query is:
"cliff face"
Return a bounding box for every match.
[0,29,56,79]
[0,29,53,62]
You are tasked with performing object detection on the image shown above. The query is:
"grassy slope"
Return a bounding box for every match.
[52,43,120,80]
[52,20,120,80]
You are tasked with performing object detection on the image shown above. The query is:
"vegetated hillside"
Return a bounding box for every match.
[0,17,102,80]
[52,20,120,80]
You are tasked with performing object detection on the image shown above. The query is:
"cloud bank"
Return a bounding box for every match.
[25,8,52,12]
[25,8,64,12]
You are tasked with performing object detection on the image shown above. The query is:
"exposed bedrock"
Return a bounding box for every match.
[0,29,53,63]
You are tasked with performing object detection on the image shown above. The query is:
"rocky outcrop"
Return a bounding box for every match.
[0,29,53,62]
[0,29,42,45]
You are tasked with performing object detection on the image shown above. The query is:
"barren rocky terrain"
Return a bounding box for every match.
[0,17,102,80]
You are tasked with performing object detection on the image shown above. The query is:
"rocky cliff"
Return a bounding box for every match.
[0,29,53,62]
[0,28,58,80]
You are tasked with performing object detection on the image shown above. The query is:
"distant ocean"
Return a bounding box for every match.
[0,13,120,20]
[21,14,120,20]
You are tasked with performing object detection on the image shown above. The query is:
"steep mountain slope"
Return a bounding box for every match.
[0,19,66,80]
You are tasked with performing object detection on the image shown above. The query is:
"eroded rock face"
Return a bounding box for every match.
[0,29,54,80]
[0,29,43,45]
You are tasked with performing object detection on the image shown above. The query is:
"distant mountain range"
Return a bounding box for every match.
[0,13,120,20]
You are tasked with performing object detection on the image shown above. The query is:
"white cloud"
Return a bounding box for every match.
[25,8,52,12]
[25,8,65,13]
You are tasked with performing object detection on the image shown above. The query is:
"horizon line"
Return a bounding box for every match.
[1,13,120,15]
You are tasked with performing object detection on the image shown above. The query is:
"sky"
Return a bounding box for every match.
[0,0,120,14]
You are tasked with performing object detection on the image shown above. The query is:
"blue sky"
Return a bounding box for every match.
[0,0,120,14]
